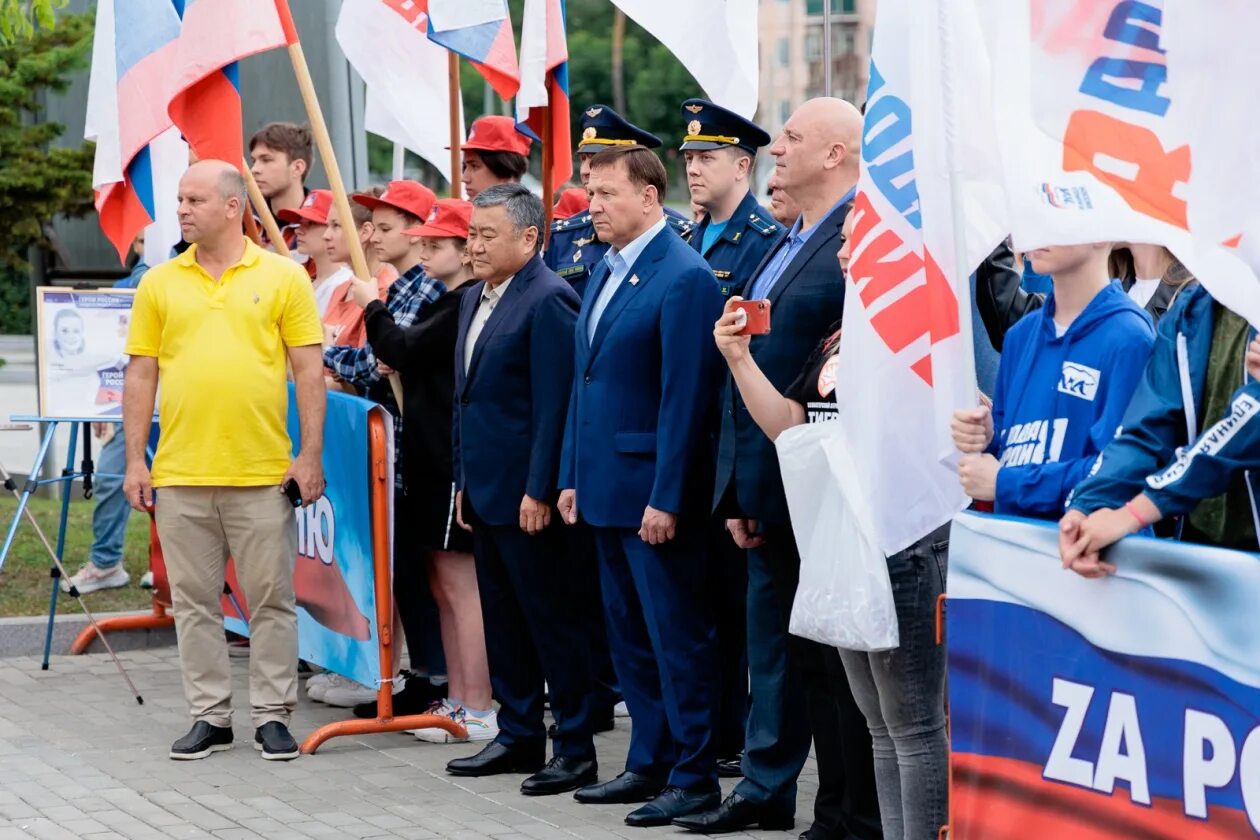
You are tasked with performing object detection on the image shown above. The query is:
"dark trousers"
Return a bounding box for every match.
[708,521,749,758]
[394,490,445,678]
[567,520,621,715]
[594,525,719,793]
[467,499,595,759]
[735,523,881,839]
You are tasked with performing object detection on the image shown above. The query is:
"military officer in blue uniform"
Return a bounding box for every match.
[546,104,691,299]
[680,98,782,300]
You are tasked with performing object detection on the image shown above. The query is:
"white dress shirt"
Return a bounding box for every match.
[464,275,514,374]
[587,216,668,343]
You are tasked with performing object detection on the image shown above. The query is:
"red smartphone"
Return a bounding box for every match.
[732,299,771,336]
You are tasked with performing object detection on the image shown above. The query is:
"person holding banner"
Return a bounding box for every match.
[951,244,1155,520]
[709,209,952,840]
[449,184,596,796]
[457,116,532,201]
[122,160,326,762]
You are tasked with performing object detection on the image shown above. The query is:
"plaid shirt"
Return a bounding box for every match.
[323,265,445,484]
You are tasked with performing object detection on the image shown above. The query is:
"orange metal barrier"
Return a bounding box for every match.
[71,515,175,653]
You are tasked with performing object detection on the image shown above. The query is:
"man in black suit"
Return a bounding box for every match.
[447,184,596,797]
[675,99,881,839]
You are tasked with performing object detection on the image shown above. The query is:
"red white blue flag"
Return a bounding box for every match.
[515,0,571,192]
[426,0,520,101]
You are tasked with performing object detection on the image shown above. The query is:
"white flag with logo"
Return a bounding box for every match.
[609,0,758,119]
[336,0,463,182]
[978,0,1260,326]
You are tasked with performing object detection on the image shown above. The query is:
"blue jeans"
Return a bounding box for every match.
[838,524,950,840]
[89,432,131,570]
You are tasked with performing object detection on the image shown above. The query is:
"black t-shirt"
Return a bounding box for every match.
[785,320,842,425]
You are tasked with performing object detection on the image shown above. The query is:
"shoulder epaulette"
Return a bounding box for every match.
[747,212,780,237]
[551,212,592,232]
[667,216,694,239]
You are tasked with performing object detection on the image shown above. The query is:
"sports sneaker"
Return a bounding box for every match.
[416,704,498,744]
[305,672,335,702]
[60,563,128,595]
[411,699,455,740]
[613,701,630,718]
[253,721,300,761]
[139,570,154,589]
[321,674,378,707]
[169,721,232,760]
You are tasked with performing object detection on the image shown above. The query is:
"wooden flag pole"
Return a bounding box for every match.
[274,0,403,412]
[242,159,290,258]
[448,52,461,198]
[242,207,264,246]
[541,106,554,248]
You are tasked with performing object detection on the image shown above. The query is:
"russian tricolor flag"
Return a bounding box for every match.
[516,0,571,193]
[426,0,521,100]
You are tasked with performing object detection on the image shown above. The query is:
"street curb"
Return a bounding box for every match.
[0,609,175,659]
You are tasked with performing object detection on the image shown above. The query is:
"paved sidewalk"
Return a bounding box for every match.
[0,648,814,839]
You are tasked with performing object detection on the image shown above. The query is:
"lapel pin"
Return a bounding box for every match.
[629,274,640,286]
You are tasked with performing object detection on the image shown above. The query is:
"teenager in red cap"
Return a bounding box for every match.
[345,199,496,742]
[459,116,532,200]
[277,189,347,318]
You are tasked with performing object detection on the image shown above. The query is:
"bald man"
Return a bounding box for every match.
[124,160,326,762]
[676,99,880,837]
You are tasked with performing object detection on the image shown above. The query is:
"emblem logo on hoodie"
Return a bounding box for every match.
[1058,362,1101,402]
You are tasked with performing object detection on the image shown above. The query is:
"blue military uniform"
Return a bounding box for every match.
[546,104,692,299]
[680,98,782,300]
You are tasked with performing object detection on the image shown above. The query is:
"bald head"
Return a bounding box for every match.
[770,97,863,221]
[177,160,248,247]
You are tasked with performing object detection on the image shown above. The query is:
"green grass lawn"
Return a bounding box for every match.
[0,495,153,617]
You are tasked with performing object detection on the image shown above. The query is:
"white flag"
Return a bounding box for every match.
[335,0,463,183]
[979,0,1260,326]
[143,127,188,265]
[610,0,758,119]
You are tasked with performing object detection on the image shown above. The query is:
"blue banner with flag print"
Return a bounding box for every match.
[224,388,387,691]
[946,512,1260,839]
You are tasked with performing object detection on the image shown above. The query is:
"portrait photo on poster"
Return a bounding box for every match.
[35,287,137,420]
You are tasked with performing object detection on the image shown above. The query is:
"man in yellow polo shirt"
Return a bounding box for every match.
[122,160,326,762]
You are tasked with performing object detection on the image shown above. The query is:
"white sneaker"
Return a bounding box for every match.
[60,563,128,595]
[613,701,630,718]
[411,700,456,740]
[305,672,335,702]
[417,705,498,744]
[139,570,154,589]
[321,674,379,707]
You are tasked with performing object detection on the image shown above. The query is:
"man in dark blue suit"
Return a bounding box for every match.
[675,99,881,838]
[447,184,596,797]
[557,146,725,828]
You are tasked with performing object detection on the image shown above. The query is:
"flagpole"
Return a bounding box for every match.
[242,206,264,246]
[448,52,461,198]
[541,106,554,248]
[242,159,290,258]
[274,0,403,412]
[391,144,405,180]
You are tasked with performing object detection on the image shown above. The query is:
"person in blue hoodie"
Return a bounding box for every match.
[951,243,1156,518]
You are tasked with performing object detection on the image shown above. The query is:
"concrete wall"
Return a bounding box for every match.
[44,0,368,271]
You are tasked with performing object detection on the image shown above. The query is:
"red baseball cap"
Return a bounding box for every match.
[277,189,333,224]
[352,180,437,221]
[456,116,533,157]
[553,187,590,220]
[404,199,473,239]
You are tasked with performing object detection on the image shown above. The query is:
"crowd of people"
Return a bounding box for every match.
[101,90,1259,840]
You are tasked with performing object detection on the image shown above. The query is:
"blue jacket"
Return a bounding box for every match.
[452,256,580,527]
[1069,284,1260,537]
[690,190,782,299]
[713,200,850,523]
[989,281,1154,519]
[545,210,694,300]
[559,222,725,528]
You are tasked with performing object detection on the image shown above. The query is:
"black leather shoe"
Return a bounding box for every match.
[574,770,666,804]
[446,741,545,777]
[253,722,300,761]
[716,753,744,778]
[169,721,233,760]
[627,787,721,827]
[672,791,794,833]
[520,755,598,796]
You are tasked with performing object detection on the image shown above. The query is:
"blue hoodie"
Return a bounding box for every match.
[988,281,1155,518]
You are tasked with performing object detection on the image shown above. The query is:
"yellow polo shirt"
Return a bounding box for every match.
[125,239,323,487]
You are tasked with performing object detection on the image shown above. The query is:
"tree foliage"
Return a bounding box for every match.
[0,0,61,43]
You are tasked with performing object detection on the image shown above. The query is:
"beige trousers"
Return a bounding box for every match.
[156,485,298,727]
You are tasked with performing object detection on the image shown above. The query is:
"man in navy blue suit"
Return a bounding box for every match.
[447,184,596,797]
[675,98,881,838]
[557,146,725,828]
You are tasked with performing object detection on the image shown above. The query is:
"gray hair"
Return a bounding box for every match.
[216,168,248,208]
[473,183,544,251]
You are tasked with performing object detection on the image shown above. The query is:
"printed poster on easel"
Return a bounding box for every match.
[35,287,136,420]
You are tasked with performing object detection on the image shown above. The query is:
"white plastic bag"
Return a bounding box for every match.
[775,422,899,651]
